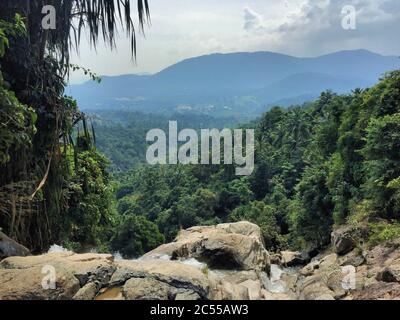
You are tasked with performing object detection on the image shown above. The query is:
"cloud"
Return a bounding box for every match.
[70,0,400,83]
[275,0,398,35]
[243,7,266,33]
[379,0,400,15]
[240,0,400,56]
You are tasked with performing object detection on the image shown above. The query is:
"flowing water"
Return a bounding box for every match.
[263,264,299,294]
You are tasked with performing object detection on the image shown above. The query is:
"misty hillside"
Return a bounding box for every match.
[68,49,399,119]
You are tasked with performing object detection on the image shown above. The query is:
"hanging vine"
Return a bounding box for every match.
[0,1,149,252]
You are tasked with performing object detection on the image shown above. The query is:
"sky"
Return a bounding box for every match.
[69,0,400,84]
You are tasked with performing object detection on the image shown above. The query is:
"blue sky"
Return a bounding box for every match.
[70,0,400,83]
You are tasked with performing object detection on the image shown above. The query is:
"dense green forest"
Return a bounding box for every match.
[110,71,400,258]
[89,110,237,172]
[1,1,399,261]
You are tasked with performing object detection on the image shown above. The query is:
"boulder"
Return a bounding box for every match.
[1,222,399,301]
[331,227,357,255]
[123,278,171,300]
[0,252,115,300]
[110,259,213,299]
[144,222,270,272]
[280,251,309,267]
[297,253,350,300]
[300,253,338,277]
[270,254,282,265]
[363,243,400,283]
[298,273,336,300]
[0,266,80,300]
[0,231,30,259]
[377,266,400,283]
[73,282,100,300]
[338,248,365,267]
[212,270,265,300]
[214,280,250,300]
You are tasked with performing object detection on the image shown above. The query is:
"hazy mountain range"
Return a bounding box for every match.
[68,49,399,120]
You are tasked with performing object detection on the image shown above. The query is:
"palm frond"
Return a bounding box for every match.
[58,0,150,63]
[0,0,150,67]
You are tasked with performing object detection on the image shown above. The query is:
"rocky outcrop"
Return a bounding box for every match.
[144,222,270,272]
[1,221,400,300]
[0,231,30,260]
[0,222,272,300]
[0,252,115,300]
[297,253,345,300]
[110,259,213,300]
[295,241,400,300]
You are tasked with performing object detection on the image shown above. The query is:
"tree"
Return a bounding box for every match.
[230,201,281,250]
[363,113,400,219]
[157,188,218,241]
[218,178,254,214]
[291,163,334,248]
[0,1,151,250]
[111,215,164,259]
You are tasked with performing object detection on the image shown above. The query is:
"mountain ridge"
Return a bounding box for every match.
[68,49,399,119]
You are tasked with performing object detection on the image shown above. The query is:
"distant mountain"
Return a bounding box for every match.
[68,49,399,119]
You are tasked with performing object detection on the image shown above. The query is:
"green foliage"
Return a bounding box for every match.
[0,76,36,165]
[110,71,400,252]
[157,188,219,241]
[91,111,238,173]
[0,15,35,166]
[0,0,152,252]
[368,221,400,247]
[69,64,101,83]
[111,215,165,259]
[290,163,334,247]
[362,113,400,219]
[3,3,397,256]
[0,14,25,58]
[230,201,282,249]
[63,148,116,251]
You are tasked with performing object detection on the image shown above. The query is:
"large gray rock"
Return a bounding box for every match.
[123,278,171,300]
[0,252,115,300]
[111,259,213,300]
[280,251,310,267]
[0,222,272,301]
[297,253,350,300]
[144,222,270,272]
[331,227,357,255]
[0,231,30,259]
[1,222,399,301]
[212,270,264,300]
[73,282,100,300]
[0,266,80,300]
